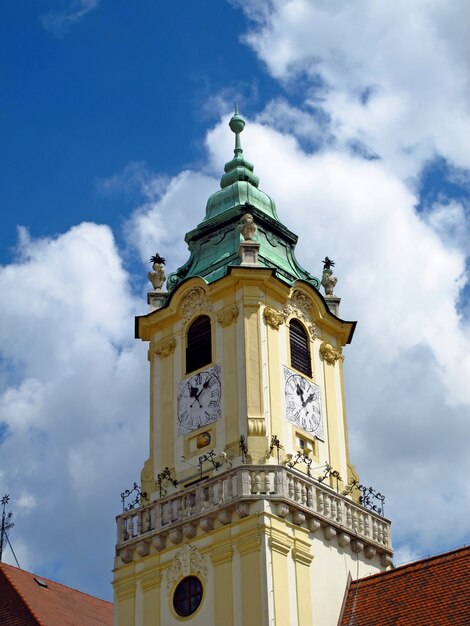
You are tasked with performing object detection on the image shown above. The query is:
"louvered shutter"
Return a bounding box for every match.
[289,319,312,377]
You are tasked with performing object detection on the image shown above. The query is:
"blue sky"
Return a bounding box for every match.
[1,1,279,263]
[1,0,470,602]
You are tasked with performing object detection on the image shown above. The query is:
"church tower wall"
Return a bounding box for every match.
[113,109,392,626]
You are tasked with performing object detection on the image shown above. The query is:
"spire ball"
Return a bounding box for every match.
[229,104,245,135]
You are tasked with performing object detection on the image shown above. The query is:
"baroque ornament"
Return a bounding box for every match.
[216,305,239,327]
[153,337,176,358]
[320,341,343,365]
[166,545,209,590]
[283,290,317,339]
[263,306,285,330]
[181,286,212,320]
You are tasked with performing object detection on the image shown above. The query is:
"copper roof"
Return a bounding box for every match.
[0,562,113,626]
[340,545,470,625]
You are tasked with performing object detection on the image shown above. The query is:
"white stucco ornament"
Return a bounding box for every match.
[166,545,209,590]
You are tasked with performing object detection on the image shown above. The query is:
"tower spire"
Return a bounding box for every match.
[220,106,259,190]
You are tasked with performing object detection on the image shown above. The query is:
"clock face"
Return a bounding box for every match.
[177,365,222,435]
[283,366,324,440]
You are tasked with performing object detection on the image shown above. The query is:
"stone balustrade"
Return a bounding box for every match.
[116,465,392,563]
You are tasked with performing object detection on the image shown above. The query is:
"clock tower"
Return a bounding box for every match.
[113,109,393,626]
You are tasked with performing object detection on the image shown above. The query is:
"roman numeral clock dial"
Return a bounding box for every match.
[177,365,222,435]
[283,366,324,440]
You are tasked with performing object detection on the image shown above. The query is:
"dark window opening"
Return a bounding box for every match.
[290,319,312,377]
[186,315,211,374]
[173,576,203,617]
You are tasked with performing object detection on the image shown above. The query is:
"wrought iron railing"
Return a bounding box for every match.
[116,465,391,554]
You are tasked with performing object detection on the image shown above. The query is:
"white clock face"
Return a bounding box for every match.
[283,366,324,440]
[177,365,222,435]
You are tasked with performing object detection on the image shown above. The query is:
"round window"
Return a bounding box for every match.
[173,576,203,617]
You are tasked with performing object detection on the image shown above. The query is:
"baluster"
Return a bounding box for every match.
[253,471,262,494]
[346,504,352,529]
[118,517,126,543]
[273,468,279,493]
[306,485,313,509]
[382,523,389,547]
[261,471,267,493]
[219,478,226,502]
[155,503,162,530]
[301,483,307,505]
[324,494,331,518]
[358,512,365,535]
[351,508,358,532]
[207,483,214,508]
[265,471,272,494]
[364,514,370,538]
[143,508,150,532]
[175,496,183,523]
[136,511,142,536]
[317,488,324,514]
[275,468,287,497]
[288,475,295,499]
[372,517,378,541]
[294,479,301,502]
[226,476,233,499]
[231,473,238,497]
[330,497,337,522]
[377,521,384,545]
[241,470,252,495]
[336,500,343,524]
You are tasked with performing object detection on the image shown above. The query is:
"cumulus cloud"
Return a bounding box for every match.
[235,0,470,180]
[124,170,218,267]
[0,223,148,598]
[41,0,100,36]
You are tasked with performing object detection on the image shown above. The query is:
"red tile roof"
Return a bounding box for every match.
[340,545,470,626]
[0,562,113,626]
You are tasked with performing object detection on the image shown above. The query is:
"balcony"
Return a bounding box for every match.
[116,465,392,564]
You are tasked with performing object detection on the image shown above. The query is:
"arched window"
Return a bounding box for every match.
[186,315,212,374]
[289,319,312,377]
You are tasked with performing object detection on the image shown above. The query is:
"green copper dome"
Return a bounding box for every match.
[167,107,320,291]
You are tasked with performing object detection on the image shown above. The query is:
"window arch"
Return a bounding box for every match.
[186,315,212,374]
[289,319,312,377]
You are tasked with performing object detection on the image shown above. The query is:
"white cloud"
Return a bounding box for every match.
[236,0,470,180]
[41,0,100,36]
[0,223,148,598]
[124,170,218,267]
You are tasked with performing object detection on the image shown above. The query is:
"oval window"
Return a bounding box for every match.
[173,576,203,617]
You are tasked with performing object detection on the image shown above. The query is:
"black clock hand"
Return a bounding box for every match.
[296,384,305,402]
[195,379,210,401]
[302,393,315,408]
[189,385,202,407]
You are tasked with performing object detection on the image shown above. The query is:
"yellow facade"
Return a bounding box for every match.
[113,267,393,625]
